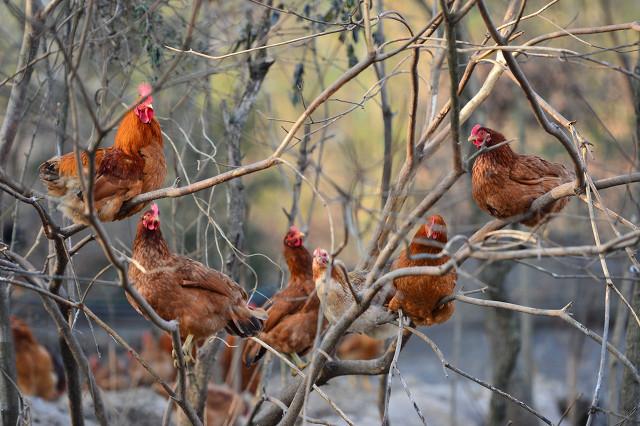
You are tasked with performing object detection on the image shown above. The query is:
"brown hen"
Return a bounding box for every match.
[243,226,321,368]
[128,331,176,387]
[39,83,166,224]
[220,335,261,394]
[11,317,59,400]
[469,124,574,226]
[388,215,456,326]
[128,204,266,365]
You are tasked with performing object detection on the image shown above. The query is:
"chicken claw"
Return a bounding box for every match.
[290,352,308,375]
[172,334,195,368]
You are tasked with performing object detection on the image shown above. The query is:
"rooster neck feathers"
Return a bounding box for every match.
[114,111,163,155]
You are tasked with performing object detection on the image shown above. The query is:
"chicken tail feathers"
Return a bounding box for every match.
[38,159,70,197]
[242,340,266,367]
[226,306,266,338]
[39,160,60,182]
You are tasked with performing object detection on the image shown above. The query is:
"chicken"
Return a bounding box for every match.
[89,353,130,391]
[128,331,176,387]
[11,317,59,400]
[388,215,456,326]
[312,249,397,339]
[128,204,266,365]
[337,334,384,391]
[337,334,384,361]
[39,83,166,224]
[468,124,575,226]
[204,384,246,426]
[220,335,260,394]
[243,226,322,368]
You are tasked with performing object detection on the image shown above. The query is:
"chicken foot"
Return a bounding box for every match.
[290,352,308,375]
[172,334,195,367]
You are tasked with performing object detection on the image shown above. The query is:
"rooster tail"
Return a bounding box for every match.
[38,159,68,196]
[39,159,60,182]
[225,306,267,338]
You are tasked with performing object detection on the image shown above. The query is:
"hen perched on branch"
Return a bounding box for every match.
[39,83,166,224]
[243,226,322,369]
[388,215,456,326]
[127,204,266,365]
[468,124,575,226]
[312,248,396,339]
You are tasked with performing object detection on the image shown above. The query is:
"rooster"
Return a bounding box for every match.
[312,249,396,339]
[128,204,266,365]
[11,317,60,400]
[39,83,166,224]
[388,215,456,326]
[468,124,574,226]
[243,226,321,369]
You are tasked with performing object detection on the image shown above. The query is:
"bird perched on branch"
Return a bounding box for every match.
[468,124,574,226]
[39,83,166,224]
[11,317,61,400]
[388,215,456,326]
[128,204,266,365]
[243,226,323,369]
[312,248,397,339]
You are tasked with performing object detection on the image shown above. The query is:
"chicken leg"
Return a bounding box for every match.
[290,352,308,375]
[172,334,195,367]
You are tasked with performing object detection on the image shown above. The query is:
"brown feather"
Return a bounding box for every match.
[11,317,59,400]
[388,215,456,326]
[243,228,322,365]
[470,127,574,226]
[128,209,263,346]
[39,99,166,224]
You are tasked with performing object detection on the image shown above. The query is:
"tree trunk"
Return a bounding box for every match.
[483,261,521,426]
[620,269,640,422]
[223,6,274,283]
[619,38,640,423]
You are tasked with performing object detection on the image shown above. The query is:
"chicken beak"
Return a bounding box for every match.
[299,232,306,238]
[467,134,476,142]
[147,104,154,110]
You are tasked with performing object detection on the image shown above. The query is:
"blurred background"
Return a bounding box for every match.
[1,0,639,424]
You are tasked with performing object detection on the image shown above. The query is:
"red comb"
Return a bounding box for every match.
[138,83,152,97]
[471,124,482,136]
[151,203,159,216]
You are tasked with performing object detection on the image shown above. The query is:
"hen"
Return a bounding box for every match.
[243,226,321,368]
[39,83,166,224]
[468,124,574,226]
[312,249,396,339]
[388,215,456,326]
[337,334,384,361]
[89,353,130,391]
[220,335,261,394]
[11,317,60,400]
[128,204,266,365]
[128,331,176,387]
